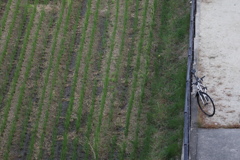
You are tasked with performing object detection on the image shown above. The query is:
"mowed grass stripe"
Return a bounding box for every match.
[26,1,67,159]
[49,1,84,159]
[119,0,141,157]
[83,1,111,159]
[0,1,29,107]
[106,0,129,158]
[3,0,42,159]
[71,0,101,158]
[125,0,140,85]
[121,0,149,158]
[94,0,120,159]
[37,1,74,159]
[124,0,149,138]
[0,0,21,67]
[108,0,129,128]
[18,0,50,151]
[75,0,100,133]
[49,1,85,159]
[60,0,93,159]
[0,0,13,39]
[131,0,157,159]
[20,1,58,157]
[0,0,35,137]
[20,4,58,158]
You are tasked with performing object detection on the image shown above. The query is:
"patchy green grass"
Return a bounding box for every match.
[0,0,189,159]
[131,0,189,159]
[143,0,190,159]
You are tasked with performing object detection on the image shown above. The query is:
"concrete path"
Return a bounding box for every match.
[197,129,240,160]
[190,0,240,159]
[196,0,240,127]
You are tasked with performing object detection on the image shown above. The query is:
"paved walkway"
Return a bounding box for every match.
[196,129,240,160]
[196,0,240,127]
[190,0,240,159]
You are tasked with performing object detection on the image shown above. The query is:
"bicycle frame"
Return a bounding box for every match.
[191,69,215,117]
[196,82,207,93]
[192,71,208,104]
[196,81,207,104]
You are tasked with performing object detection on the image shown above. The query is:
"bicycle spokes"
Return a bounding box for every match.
[193,72,215,117]
[197,92,215,117]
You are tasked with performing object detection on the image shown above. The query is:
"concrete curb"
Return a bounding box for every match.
[189,0,200,159]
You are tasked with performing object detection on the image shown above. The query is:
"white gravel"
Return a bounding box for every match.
[195,0,240,127]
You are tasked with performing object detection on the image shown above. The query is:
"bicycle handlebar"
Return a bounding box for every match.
[200,76,205,81]
[191,69,205,85]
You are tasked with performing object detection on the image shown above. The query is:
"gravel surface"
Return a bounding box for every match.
[196,0,240,127]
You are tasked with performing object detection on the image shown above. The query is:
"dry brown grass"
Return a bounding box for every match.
[0,0,189,159]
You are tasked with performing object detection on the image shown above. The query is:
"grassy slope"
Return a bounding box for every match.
[144,0,190,159]
[0,0,190,159]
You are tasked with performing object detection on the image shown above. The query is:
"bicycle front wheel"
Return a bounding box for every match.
[197,92,215,117]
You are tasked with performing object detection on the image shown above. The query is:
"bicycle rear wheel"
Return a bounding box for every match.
[197,92,215,117]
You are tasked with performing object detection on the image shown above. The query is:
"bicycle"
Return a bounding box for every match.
[191,69,215,117]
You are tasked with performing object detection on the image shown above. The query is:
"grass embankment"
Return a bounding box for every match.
[49,1,84,159]
[0,0,32,137]
[60,0,93,159]
[0,0,21,105]
[27,0,67,159]
[0,0,190,159]
[0,0,13,39]
[3,0,41,158]
[144,0,190,159]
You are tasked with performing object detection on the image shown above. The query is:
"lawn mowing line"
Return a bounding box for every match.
[125,0,140,85]
[19,2,59,156]
[62,0,92,131]
[131,0,157,159]
[18,0,50,151]
[26,1,67,159]
[124,0,149,139]
[106,0,129,158]
[71,0,101,158]
[75,0,100,133]
[22,9,57,160]
[37,2,74,159]
[60,0,93,159]
[0,0,35,137]
[0,0,21,67]
[48,1,84,159]
[107,0,129,132]
[49,2,84,159]
[108,135,118,159]
[0,1,30,123]
[21,0,56,142]
[83,1,111,159]
[0,0,13,40]
[0,3,29,108]
[84,80,98,160]
[2,0,39,159]
[121,0,149,158]
[93,0,120,159]
[107,3,141,156]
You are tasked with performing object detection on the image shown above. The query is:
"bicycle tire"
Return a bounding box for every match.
[197,91,215,117]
